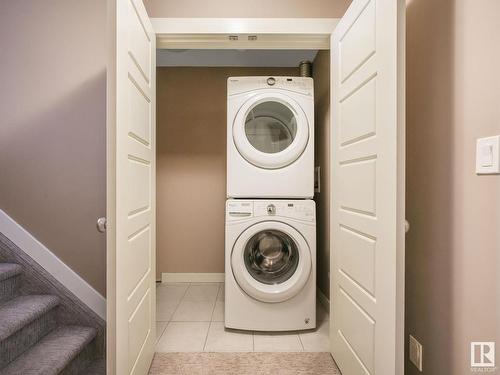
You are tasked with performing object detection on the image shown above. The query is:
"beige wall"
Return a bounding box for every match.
[144,0,351,18]
[0,1,107,295]
[313,51,331,298]
[406,0,500,373]
[156,67,298,278]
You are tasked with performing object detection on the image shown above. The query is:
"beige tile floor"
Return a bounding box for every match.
[156,282,330,353]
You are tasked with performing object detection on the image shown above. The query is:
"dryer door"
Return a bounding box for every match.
[231,221,312,303]
[233,93,309,169]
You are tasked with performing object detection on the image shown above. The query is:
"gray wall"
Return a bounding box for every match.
[406,0,500,373]
[0,1,107,295]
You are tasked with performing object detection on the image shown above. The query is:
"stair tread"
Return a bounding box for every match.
[0,263,22,281]
[2,325,97,375]
[0,295,60,340]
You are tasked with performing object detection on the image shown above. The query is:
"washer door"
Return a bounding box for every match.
[233,92,309,169]
[231,221,311,303]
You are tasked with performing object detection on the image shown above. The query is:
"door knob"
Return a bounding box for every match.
[97,217,107,233]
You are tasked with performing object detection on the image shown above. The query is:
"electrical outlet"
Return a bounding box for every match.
[409,335,423,372]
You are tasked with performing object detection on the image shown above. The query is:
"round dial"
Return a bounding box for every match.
[266,77,276,86]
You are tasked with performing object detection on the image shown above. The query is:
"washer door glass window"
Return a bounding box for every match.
[244,229,299,285]
[231,221,311,303]
[245,101,297,154]
[232,93,309,170]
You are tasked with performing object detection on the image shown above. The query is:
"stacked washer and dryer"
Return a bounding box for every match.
[225,76,316,331]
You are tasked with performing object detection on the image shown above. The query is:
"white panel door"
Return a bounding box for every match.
[107,0,156,374]
[330,0,405,374]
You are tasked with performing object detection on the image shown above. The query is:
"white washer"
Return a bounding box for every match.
[225,199,316,331]
[227,76,314,198]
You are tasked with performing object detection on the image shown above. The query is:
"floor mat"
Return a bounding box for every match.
[149,352,341,375]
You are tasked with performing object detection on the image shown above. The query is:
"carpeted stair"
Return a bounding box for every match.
[0,262,104,375]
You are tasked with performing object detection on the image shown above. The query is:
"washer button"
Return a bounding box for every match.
[267,77,276,86]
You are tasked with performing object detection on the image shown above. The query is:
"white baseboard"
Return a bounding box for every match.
[317,287,330,313]
[0,209,106,320]
[161,273,225,283]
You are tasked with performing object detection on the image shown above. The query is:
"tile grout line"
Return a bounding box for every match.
[209,283,222,322]
[204,282,221,352]
[156,322,167,344]
[203,321,212,352]
[297,332,305,352]
[168,282,191,322]
[157,283,221,352]
[156,282,191,351]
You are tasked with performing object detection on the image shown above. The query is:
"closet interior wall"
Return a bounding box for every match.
[156,66,299,279]
[312,50,331,299]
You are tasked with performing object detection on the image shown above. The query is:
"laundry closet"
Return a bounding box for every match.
[156,50,329,291]
[107,3,405,373]
[155,48,332,337]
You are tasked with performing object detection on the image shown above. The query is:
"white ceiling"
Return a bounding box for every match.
[156,49,318,67]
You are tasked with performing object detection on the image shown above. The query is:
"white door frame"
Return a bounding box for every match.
[152,18,339,50]
[107,15,405,374]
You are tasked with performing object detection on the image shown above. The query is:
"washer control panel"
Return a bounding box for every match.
[226,200,315,222]
[226,200,253,220]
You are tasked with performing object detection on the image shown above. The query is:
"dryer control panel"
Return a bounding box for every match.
[227,76,314,97]
[226,200,315,222]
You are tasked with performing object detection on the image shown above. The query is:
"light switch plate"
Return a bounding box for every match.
[476,135,500,174]
[409,335,423,372]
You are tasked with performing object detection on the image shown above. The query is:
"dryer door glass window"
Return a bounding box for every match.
[245,101,297,154]
[243,229,299,285]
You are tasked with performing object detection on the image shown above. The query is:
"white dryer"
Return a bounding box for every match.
[225,199,316,331]
[227,76,314,198]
